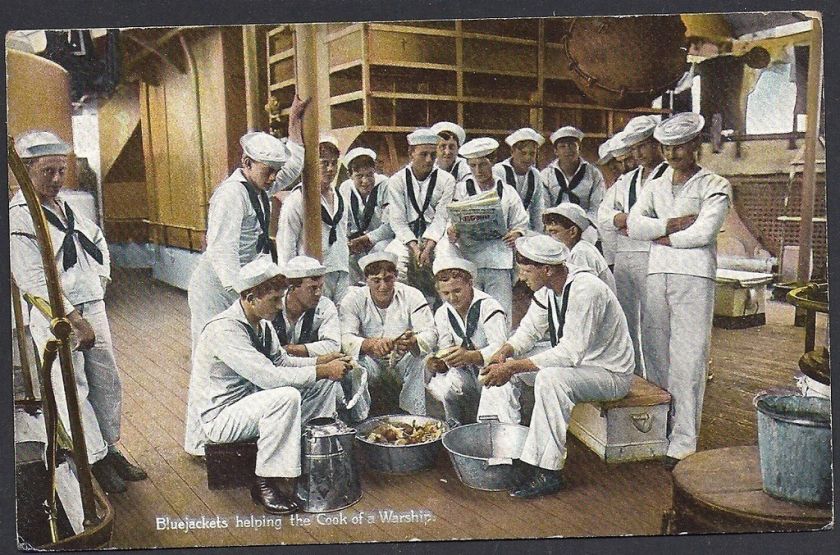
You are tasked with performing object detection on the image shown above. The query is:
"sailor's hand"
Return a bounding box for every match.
[427,357,449,374]
[447,225,459,243]
[99,275,110,295]
[362,337,393,358]
[408,240,422,261]
[67,310,96,351]
[419,240,436,266]
[316,357,351,381]
[315,352,344,364]
[653,236,672,246]
[666,214,697,235]
[285,344,308,357]
[613,212,629,230]
[479,362,516,387]
[489,343,514,365]
[349,235,373,255]
[502,230,523,248]
[441,346,478,368]
[393,331,416,356]
[289,93,311,122]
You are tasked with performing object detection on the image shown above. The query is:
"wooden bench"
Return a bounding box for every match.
[204,441,257,490]
[569,375,671,463]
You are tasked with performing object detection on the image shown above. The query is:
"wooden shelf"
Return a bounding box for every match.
[330,59,364,74]
[267,26,290,39]
[460,31,537,46]
[269,78,296,92]
[370,60,457,73]
[368,22,459,38]
[268,47,295,64]
[325,23,363,43]
[463,67,537,78]
[330,91,366,105]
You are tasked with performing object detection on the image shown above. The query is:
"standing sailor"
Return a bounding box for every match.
[339,252,437,417]
[627,113,731,469]
[277,135,350,306]
[541,126,605,246]
[187,257,352,514]
[493,127,546,232]
[385,128,456,279]
[10,130,147,493]
[426,257,508,425]
[446,137,529,319]
[431,121,471,182]
[543,203,617,294]
[188,96,308,352]
[479,235,634,497]
[338,147,393,284]
[598,116,667,378]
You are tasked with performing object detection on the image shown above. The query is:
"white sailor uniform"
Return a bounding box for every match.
[10,190,120,464]
[271,294,342,356]
[627,167,731,459]
[435,156,472,182]
[338,175,394,283]
[478,269,634,470]
[427,288,508,423]
[540,158,605,245]
[493,158,545,232]
[569,240,617,295]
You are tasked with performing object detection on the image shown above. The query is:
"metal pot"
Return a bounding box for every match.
[296,417,362,513]
[442,415,529,491]
[354,414,447,474]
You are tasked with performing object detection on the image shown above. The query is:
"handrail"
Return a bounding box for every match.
[8,141,100,529]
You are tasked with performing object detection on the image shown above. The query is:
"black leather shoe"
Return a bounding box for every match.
[106,449,148,481]
[663,456,681,471]
[91,459,127,494]
[251,477,300,515]
[509,466,565,499]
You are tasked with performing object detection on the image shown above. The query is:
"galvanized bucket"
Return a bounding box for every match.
[754,393,832,506]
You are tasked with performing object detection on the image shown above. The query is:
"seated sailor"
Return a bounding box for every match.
[187,257,352,514]
[478,235,634,498]
[426,256,508,425]
[493,127,546,232]
[338,251,437,418]
[543,203,617,294]
[431,121,472,182]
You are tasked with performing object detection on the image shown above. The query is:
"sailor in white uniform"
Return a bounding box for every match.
[445,137,529,320]
[277,135,350,306]
[426,256,508,424]
[541,126,605,246]
[493,127,546,232]
[479,235,634,498]
[431,121,471,182]
[338,147,393,284]
[594,136,623,268]
[188,257,352,514]
[338,252,437,417]
[598,116,668,378]
[188,97,307,353]
[543,203,617,295]
[385,128,456,281]
[627,113,732,468]
[10,131,147,493]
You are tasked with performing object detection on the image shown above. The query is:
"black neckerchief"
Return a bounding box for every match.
[43,202,103,270]
[446,159,463,178]
[552,162,587,206]
[464,178,503,199]
[446,298,484,350]
[629,163,668,209]
[241,321,273,358]
[651,162,669,181]
[350,183,379,237]
[503,164,536,209]
[547,281,573,347]
[272,306,317,346]
[405,167,438,237]
[320,192,345,246]
[242,181,276,262]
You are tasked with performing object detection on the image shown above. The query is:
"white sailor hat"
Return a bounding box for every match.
[319,134,340,152]
[234,255,284,293]
[430,121,466,146]
[285,256,327,279]
[597,137,616,165]
[459,137,499,160]
[621,115,661,147]
[609,131,634,158]
[240,131,291,170]
[545,202,591,232]
[654,113,705,146]
[359,250,398,273]
[515,234,570,265]
[407,128,440,146]
[550,126,584,145]
[344,147,377,169]
[432,255,477,278]
[505,127,545,148]
[14,130,72,159]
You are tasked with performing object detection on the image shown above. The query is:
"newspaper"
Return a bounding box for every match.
[446,189,506,243]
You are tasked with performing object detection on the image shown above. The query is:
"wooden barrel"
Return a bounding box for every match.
[664,446,832,534]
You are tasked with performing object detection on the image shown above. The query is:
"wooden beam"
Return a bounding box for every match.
[797,17,822,284]
[242,25,261,132]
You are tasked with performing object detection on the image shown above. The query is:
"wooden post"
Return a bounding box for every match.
[294,23,323,260]
[796,17,822,285]
[243,25,261,132]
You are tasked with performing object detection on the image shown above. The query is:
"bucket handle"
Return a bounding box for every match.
[478,415,500,422]
[630,412,653,433]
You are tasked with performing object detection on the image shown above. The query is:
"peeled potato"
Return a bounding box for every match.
[435,346,460,358]
[478,372,490,385]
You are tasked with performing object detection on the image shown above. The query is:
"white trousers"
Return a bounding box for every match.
[475,268,513,326]
[426,365,481,423]
[187,258,238,356]
[30,300,122,464]
[323,270,350,308]
[476,343,548,424]
[613,250,649,378]
[203,380,341,478]
[642,273,715,459]
[356,352,428,416]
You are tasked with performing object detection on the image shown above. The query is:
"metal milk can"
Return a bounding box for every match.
[295,416,362,513]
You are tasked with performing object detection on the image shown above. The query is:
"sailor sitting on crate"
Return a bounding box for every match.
[477,235,634,498]
[426,256,509,426]
[187,256,352,515]
[338,251,437,418]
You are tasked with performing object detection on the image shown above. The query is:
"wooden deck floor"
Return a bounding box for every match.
[88,268,825,547]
